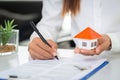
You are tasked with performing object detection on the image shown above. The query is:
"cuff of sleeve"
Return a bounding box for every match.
[107,33,120,52]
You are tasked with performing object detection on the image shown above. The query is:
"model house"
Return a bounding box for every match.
[74,27,102,49]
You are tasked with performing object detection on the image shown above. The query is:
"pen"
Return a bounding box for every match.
[0,75,29,80]
[30,21,59,60]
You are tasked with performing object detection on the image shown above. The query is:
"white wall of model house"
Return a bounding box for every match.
[76,38,97,49]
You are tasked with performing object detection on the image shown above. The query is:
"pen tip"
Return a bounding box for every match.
[55,56,59,60]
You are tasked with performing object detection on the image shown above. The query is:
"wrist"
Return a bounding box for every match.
[106,35,112,50]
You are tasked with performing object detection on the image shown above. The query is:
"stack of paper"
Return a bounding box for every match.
[0,49,108,80]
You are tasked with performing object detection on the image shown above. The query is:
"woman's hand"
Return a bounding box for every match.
[28,37,58,60]
[74,34,111,56]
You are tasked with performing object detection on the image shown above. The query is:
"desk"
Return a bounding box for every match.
[0,46,120,80]
[89,52,120,80]
[0,46,29,71]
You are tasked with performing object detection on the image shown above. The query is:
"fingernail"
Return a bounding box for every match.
[53,52,57,56]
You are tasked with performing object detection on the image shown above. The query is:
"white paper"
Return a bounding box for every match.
[0,49,107,80]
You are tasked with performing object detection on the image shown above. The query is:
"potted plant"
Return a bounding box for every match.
[0,19,19,55]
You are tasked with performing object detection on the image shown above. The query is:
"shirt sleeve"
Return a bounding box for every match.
[107,32,120,53]
[30,0,63,42]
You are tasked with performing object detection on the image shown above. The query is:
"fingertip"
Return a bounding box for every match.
[81,49,85,53]
[53,52,57,56]
[96,48,100,54]
[74,50,79,53]
[74,48,80,53]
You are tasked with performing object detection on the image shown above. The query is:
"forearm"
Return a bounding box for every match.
[30,0,63,41]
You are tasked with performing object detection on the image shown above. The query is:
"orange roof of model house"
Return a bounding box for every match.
[74,27,102,40]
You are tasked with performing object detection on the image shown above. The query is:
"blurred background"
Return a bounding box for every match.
[0,0,75,48]
[0,0,42,42]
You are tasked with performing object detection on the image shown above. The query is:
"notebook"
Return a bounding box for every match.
[0,49,108,80]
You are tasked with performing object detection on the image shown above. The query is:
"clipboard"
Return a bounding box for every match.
[80,61,109,80]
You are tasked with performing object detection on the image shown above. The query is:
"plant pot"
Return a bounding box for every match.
[0,29,19,56]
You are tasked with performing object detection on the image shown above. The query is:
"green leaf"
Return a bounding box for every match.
[0,19,17,45]
[0,25,4,32]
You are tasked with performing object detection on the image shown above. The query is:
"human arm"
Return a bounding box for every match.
[74,0,120,55]
[28,0,63,60]
[107,32,120,52]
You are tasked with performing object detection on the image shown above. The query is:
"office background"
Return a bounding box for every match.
[0,0,75,48]
[0,0,43,43]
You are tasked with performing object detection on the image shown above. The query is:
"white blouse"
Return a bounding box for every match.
[31,0,120,53]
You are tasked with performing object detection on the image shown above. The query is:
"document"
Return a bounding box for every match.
[0,49,108,80]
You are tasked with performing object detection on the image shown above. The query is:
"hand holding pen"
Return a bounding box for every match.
[28,21,59,60]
